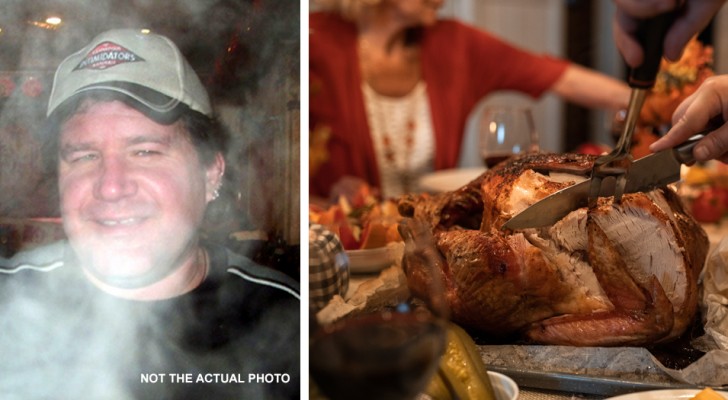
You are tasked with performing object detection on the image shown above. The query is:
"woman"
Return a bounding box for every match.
[310,0,631,199]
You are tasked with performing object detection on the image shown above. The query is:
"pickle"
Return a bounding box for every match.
[425,322,497,400]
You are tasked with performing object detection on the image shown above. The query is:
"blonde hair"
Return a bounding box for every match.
[313,0,383,21]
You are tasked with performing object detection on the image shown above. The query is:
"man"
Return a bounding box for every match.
[0,29,300,399]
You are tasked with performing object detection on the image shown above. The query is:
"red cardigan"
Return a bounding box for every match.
[309,12,570,198]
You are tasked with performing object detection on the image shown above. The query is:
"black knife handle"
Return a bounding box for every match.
[674,116,727,165]
[674,137,701,166]
[628,10,679,89]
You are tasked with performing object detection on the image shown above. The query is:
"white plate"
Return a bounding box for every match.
[346,246,394,274]
[488,371,519,400]
[418,167,486,193]
[606,389,728,399]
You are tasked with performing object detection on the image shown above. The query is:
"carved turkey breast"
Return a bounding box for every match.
[398,153,708,346]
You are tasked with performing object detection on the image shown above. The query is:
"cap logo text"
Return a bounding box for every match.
[73,41,145,71]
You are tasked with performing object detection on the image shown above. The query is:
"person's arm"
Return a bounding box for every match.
[649,75,728,162]
[549,63,631,111]
[613,0,725,67]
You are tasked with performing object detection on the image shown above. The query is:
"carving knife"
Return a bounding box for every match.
[503,128,720,231]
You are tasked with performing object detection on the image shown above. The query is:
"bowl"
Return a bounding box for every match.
[488,371,519,400]
[346,246,393,274]
[346,242,404,274]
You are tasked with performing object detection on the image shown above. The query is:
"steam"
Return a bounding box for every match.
[0,0,299,398]
[4,277,146,399]
[0,0,300,230]
[1,243,300,399]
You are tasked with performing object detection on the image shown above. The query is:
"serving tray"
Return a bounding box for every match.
[486,366,701,397]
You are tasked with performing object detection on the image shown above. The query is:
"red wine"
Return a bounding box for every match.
[310,312,446,400]
[483,154,512,168]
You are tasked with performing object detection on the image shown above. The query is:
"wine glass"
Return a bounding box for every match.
[479,106,539,168]
[309,219,449,400]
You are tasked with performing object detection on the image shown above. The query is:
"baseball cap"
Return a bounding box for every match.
[47,29,212,119]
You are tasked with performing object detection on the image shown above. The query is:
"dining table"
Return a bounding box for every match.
[339,261,726,400]
[339,265,724,400]
[319,167,728,399]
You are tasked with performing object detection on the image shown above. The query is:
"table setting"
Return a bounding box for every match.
[308,98,728,400]
[308,104,728,400]
[309,191,728,399]
[306,16,728,400]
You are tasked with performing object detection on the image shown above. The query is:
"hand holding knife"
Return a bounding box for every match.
[501,5,728,231]
[502,118,724,231]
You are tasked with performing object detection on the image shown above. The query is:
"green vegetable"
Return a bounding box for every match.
[426,322,497,400]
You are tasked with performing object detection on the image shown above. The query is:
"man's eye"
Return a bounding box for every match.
[71,153,98,163]
[135,149,161,157]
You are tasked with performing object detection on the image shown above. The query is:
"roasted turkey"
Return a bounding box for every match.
[398,153,708,346]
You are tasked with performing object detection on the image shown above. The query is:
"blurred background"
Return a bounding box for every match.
[310,0,727,159]
[439,0,727,159]
[0,0,300,278]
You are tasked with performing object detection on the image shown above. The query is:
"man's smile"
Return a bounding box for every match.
[96,217,144,227]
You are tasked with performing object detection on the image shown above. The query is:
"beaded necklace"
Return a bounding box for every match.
[364,81,428,196]
[376,95,417,193]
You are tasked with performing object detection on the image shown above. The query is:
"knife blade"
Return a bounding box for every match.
[502,136,702,230]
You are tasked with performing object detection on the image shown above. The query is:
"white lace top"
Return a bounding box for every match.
[362,81,434,199]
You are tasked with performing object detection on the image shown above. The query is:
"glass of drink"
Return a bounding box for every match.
[479,106,539,168]
[309,219,449,400]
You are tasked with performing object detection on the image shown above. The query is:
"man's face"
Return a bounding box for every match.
[58,100,215,288]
